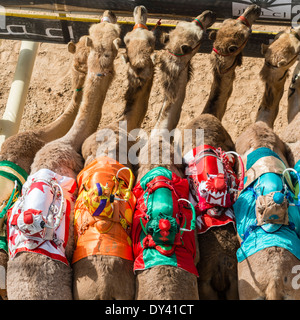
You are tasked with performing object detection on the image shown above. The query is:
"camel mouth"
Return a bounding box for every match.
[243,4,261,20]
[198,10,217,28]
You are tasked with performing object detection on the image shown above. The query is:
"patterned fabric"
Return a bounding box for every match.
[0,161,28,252]
[7,169,76,265]
[132,167,198,276]
[234,149,300,262]
[72,157,136,264]
[183,145,240,234]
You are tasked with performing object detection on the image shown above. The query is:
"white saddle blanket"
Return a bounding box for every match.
[7,169,77,265]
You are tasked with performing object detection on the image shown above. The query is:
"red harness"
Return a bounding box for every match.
[212,15,252,57]
[184,145,244,234]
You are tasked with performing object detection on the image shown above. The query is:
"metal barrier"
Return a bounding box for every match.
[0,11,278,58]
[1,0,300,22]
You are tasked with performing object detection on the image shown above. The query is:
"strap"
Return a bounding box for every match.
[193,18,204,30]
[133,23,148,30]
[0,181,17,220]
[0,160,28,182]
[145,176,176,195]
[237,15,251,29]
[242,222,296,244]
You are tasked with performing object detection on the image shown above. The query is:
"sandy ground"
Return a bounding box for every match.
[0,20,297,149]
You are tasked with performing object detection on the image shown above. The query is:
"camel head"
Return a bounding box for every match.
[100,10,117,24]
[162,10,216,60]
[85,15,121,76]
[123,6,156,82]
[261,26,300,72]
[133,5,147,26]
[67,36,90,90]
[210,4,261,71]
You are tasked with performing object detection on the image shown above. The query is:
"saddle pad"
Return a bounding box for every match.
[7,168,76,265]
[72,157,136,264]
[132,167,198,276]
[234,149,300,262]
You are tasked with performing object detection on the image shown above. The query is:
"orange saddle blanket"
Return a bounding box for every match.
[72,157,136,264]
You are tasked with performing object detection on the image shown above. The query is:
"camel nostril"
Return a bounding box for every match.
[135,67,143,74]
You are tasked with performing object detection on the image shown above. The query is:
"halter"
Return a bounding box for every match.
[133,23,148,30]
[264,29,300,70]
[100,16,112,23]
[167,40,202,57]
[193,18,204,30]
[237,15,252,29]
[166,17,205,57]
[264,53,299,71]
[212,16,252,57]
[212,36,249,57]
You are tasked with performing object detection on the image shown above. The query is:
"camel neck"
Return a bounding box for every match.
[120,75,154,133]
[255,65,289,128]
[35,88,83,143]
[62,72,113,152]
[202,62,237,120]
[154,63,190,131]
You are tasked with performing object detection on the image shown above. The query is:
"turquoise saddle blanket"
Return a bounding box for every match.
[234,147,300,262]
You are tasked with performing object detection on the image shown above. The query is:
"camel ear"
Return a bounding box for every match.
[261,43,269,55]
[296,42,300,54]
[124,33,130,46]
[86,36,93,48]
[67,42,76,54]
[113,38,121,51]
[209,30,217,41]
[181,44,193,55]
[121,53,129,64]
[151,52,157,64]
[160,32,169,44]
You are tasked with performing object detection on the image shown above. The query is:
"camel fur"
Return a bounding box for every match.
[6,11,121,300]
[73,6,156,300]
[181,4,261,300]
[235,27,300,300]
[154,10,216,132]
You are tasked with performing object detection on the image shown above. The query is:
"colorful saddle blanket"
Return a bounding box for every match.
[132,167,198,276]
[7,168,76,265]
[72,157,136,264]
[183,145,242,234]
[0,161,28,253]
[234,148,300,262]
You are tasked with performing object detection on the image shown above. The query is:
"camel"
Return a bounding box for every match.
[255,27,300,129]
[287,58,300,124]
[6,11,121,300]
[73,5,156,300]
[130,10,246,301]
[281,56,300,162]
[153,10,216,132]
[235,27,300,300]
[0,33,90,301]
[132,130,200,300]
[82,5,156,166]
[179,4,261,300]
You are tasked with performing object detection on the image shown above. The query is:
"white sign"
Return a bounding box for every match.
[233,0,292,20]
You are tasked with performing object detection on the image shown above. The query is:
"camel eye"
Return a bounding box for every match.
[228,45,238,53]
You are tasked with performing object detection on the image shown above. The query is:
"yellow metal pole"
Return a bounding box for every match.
[0,40,39,146]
